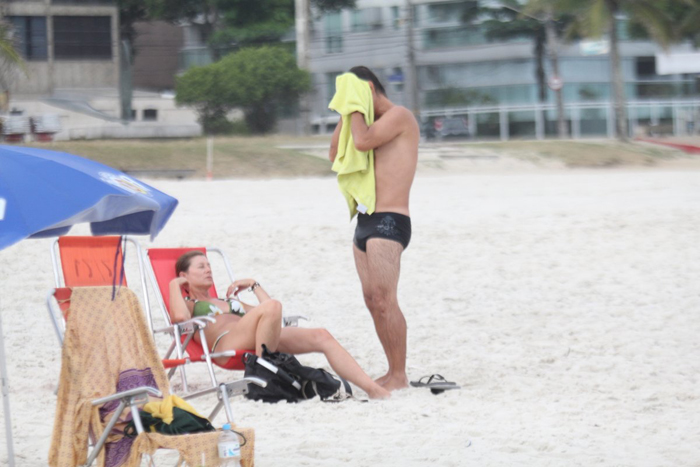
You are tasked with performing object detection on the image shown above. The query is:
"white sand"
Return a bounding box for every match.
[1,166,699,466]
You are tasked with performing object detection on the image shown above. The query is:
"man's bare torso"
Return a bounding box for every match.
[374,106,419,216]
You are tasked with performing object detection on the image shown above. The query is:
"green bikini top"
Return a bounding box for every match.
[190,297,244,318]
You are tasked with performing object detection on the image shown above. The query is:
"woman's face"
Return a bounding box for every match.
[181,255,214,288]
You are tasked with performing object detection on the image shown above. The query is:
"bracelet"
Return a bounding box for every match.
[248,282,261,293]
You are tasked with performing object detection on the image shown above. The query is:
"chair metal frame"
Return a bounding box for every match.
[145,247,246,393]
[46,288,266,467]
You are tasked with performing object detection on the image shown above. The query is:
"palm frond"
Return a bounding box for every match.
[623,0,674,48]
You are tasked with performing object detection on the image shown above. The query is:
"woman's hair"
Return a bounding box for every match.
[175,250,206,276]
[349,66,386,96]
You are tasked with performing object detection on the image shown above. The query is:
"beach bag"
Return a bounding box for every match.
[123,395,215,437]
[243,345,352,403]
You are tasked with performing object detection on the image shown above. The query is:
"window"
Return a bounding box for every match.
[143,109,158,121]
[636,57,656,78]
[324,12,343,54]
[7,16,47,61]
[391,6,400,29]
[351,8,382,32]
[54,16,112,59]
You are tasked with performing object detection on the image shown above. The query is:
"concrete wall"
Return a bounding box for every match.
[2,1,119,97]
[10,97,201,140]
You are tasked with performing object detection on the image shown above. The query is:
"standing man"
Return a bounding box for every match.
[329,66,419,391]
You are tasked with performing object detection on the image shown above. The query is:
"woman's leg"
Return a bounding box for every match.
[209,299,283,358]
[278,327,390,399]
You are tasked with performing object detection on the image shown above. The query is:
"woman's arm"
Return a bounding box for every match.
[169,277,192,323]
[227,279,271,309]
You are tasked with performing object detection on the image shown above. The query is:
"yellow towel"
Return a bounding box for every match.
[328,72,376,219]
[142,394,206,426]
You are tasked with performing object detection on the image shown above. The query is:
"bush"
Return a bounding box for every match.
[176,46,311,134]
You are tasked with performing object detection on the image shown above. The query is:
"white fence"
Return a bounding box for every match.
[420,100,700,140]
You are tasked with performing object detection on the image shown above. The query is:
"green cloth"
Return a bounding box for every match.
[192,299,244,318]
[192,300,220,317]
[124,395,215,437]
[328,73,376,219]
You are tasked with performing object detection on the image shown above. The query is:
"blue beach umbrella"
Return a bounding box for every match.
[0,145,178,249]
[0,145,179,465]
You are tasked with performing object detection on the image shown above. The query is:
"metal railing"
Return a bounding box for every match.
[419,99,700,140]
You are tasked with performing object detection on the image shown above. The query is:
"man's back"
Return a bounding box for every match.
[374,106,420,216]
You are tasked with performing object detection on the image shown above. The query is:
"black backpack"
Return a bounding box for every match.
[243,345,352,403]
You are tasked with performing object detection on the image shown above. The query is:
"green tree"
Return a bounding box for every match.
[478,1,549,103]
[477,1,572,137]
[627,0,700,46]
[210,0,295,49]
[531,0,674,141]
[0,22,27,106]
[176,46,310,134]
[174,64,230,134]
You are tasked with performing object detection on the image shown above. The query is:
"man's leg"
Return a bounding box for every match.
[352,244,390,385]
[355,238,408,390]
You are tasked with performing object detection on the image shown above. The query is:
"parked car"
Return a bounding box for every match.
[435,117,470,140]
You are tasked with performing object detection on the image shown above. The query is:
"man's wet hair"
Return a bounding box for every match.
[350,66,386,96]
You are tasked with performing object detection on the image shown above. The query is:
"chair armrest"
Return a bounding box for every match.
[154,316,215,335]
[183,377,268,401]
[91,386,162,406]
[207,349,241,360]
[283,315,308,328]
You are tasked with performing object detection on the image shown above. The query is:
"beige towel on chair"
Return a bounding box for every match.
[49,286,254,467]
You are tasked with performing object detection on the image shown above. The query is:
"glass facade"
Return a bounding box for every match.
[420,56,699,108]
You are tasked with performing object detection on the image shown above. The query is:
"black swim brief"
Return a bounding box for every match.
[354,212,412,252]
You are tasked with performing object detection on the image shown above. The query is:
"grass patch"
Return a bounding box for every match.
[27,135,333,178]
[467,140,683,167]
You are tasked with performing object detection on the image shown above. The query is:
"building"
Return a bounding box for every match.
[0,0,200,140]
[2,0,119,97]
[304,0,700,138]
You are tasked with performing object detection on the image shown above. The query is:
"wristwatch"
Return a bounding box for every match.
[248,281,261,293]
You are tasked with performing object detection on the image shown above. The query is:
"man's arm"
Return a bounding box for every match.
[350,107,407,152]
[329,119,342,162]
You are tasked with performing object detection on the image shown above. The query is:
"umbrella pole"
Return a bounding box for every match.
[0,304,15,467]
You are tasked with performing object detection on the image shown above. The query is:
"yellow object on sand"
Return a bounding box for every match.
[142,394,206,426]
[328,72,376,219]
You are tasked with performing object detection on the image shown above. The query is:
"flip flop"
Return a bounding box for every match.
[410,374,461,395]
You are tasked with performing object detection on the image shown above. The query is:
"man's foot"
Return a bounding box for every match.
[379,375,409,392]
[374,373,391,386]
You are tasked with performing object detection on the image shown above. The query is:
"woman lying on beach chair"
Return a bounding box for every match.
[170,251,390,400]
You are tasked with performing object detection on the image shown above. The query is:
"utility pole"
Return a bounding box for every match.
[119,39,132,122]
[544,9,567,138]
[406,0,420,117]
[295,0,311,135]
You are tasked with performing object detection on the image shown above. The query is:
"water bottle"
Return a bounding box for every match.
[218,423,241,467]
